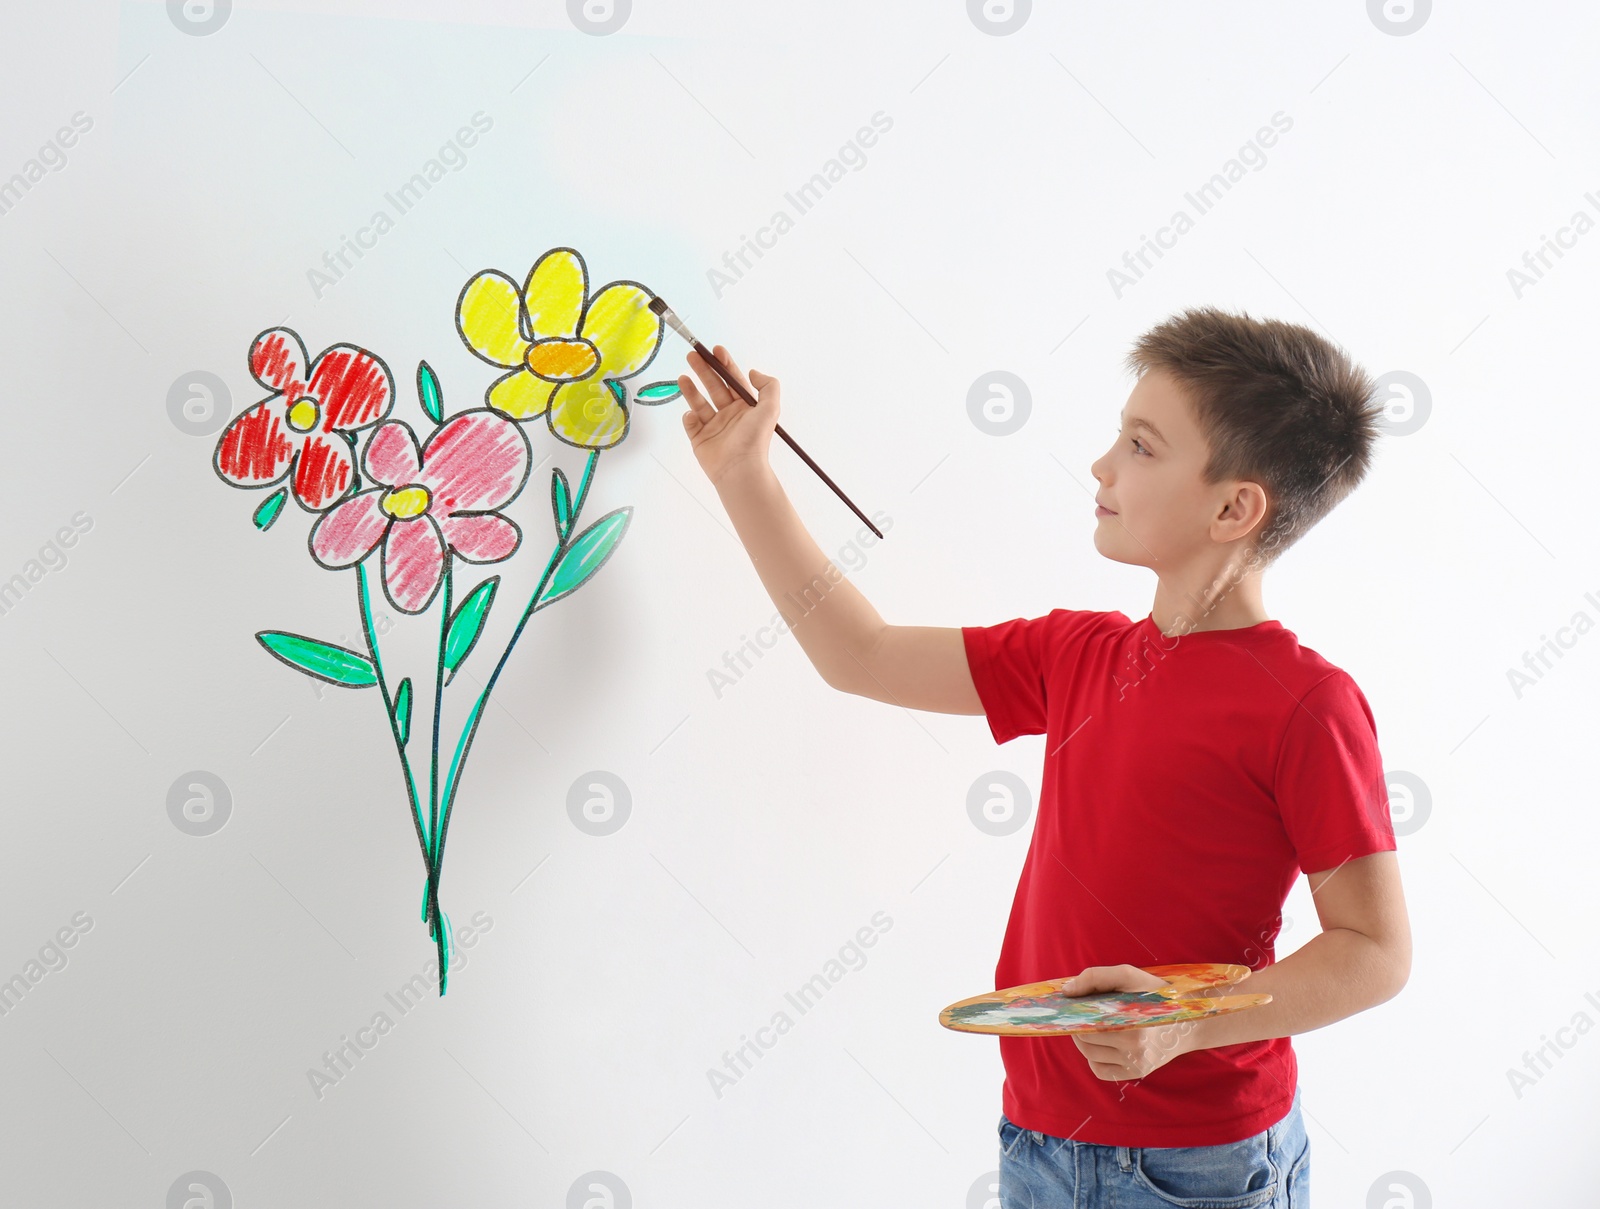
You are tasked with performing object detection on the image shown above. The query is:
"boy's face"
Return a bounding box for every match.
[1090,368,1241,569]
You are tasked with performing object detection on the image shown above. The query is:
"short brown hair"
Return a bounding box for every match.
[1125,305,1384,564]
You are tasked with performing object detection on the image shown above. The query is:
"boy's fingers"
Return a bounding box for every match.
[712,344,756,399]
[748,370,781,421]
[748,368,780,409]
[1071,1034,1123,1058]
[677,372,716,423]
[686,348,733,409]
[1060,964,1171,996]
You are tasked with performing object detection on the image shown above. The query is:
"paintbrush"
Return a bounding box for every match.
[648,295,883,540]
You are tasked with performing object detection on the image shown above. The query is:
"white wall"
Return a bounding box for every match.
[2,1,1594,1204]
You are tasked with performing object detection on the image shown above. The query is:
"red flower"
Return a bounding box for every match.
[308,411,531,614]
[214,328,394,511]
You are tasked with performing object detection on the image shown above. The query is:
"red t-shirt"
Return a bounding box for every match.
[961,608,1397,1147]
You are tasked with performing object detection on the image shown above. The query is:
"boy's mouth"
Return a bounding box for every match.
[1095,501,1118,516]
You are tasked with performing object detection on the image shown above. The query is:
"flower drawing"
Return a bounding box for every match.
[217,249,668,996]
[308,410,531,613]
[455,246,665,450]
[215,327,394,510]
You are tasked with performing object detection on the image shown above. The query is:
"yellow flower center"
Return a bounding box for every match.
[286,397,321,432]
[525,337,600,382]
[380,485,431,519]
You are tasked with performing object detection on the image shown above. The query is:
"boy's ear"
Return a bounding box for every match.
[1213,481,1270,543]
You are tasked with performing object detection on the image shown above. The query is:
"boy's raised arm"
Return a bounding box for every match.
[678,346,983,717]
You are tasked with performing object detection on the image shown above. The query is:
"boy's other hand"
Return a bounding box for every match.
[678,345,780,489]
[1062,963,1203,1082]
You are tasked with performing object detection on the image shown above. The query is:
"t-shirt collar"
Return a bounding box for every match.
[1139,612,1287,643]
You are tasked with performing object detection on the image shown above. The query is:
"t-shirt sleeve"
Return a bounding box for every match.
[961,609,1105,745]
[1273,670,1398,875]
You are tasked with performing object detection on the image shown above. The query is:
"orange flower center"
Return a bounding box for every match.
[380,485,431,520]
[525,337,600,382]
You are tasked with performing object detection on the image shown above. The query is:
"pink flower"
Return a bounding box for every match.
[309,410,531,613]
[215,328,395,511]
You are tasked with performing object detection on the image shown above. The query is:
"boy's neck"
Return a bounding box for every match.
[1149,564,1269,637]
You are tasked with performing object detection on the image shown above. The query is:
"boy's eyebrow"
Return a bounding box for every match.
[1119,409,1168,447]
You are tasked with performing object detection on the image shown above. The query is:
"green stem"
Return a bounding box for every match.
[356,562,431,872]
[429,449,603,917]
[425,564,453,989]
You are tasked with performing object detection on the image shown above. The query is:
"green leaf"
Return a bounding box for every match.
[551,468,573,541]
[634,380,681,404]
[538,507,632,609]
[605,378,625,406]
[394,677,413,745]
[256,631,378,687]
[252,488,287,531]
[418,360,444,424]
[444,577,499,680]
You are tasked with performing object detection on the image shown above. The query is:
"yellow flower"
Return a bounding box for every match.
[455,247,665,450]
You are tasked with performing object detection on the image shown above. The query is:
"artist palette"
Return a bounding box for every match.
[938,962,1271,1036]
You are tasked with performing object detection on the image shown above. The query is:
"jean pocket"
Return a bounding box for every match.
[997,1114,1028,1161]
[1131,1130,1279,1208]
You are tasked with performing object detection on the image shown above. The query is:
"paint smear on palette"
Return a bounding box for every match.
[939,962,1273,1036]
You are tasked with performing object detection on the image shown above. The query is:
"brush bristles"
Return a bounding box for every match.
[653,300,699,348]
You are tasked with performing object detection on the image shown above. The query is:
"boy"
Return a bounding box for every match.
[675,306,1411,1207]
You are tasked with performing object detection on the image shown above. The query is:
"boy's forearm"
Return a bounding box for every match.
[1182,928,1408,1053]
[711,465,884,688]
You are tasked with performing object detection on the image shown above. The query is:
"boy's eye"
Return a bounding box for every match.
[1118,430,1150,456]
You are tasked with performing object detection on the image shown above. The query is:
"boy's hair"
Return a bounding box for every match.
[1126,306,1384,565]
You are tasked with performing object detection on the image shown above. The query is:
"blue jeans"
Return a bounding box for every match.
[998,1087,1310,1208]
